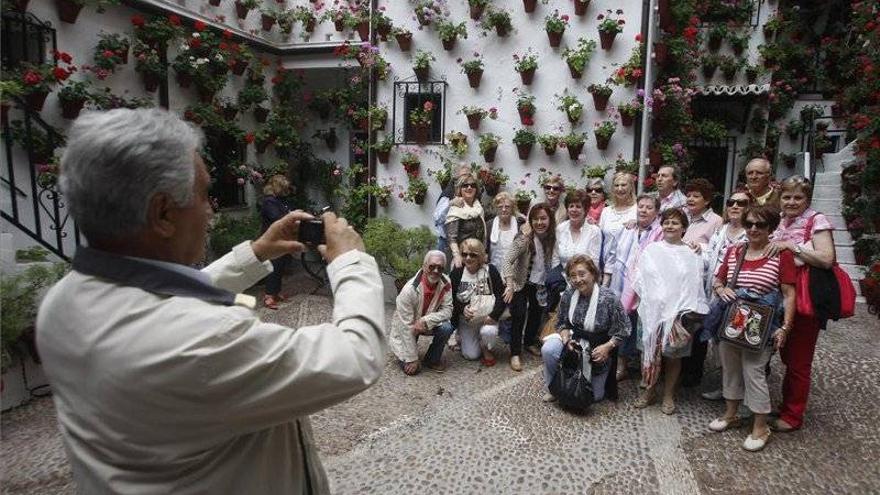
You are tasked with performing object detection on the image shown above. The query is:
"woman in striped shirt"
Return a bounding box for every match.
[708,205,796,452]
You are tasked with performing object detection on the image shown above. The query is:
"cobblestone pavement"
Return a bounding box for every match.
[2,270,879,494]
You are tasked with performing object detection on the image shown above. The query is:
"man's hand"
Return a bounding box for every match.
[318,211,365,263]
[410,318,427,335]
[251,210,312,262]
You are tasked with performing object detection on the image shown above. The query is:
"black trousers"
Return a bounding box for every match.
[265,254,292,296]
[681,339,708,386]
[510,283,545,356]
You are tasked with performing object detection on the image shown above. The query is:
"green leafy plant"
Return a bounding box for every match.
[561,131,587,147]
[597,9,625,33]
[544,10,569,33]
[587,83,613,97]
[403,176,429,203]
[409,100,435,127]
[479,133,501,154]
[538,133,559,149]
[446,131,468,155]
[437,20,467,42]
[413,49,435,70]
[208,213,261,259]
[694,119,728,141]
[562,37,597,73]
[556,93,584,122]
[618,98,643,117]
[57,80,91,103]
[459,53,484,74]
[363,217,436,284]
[582,164,608,179]
[15,246,50,262]
[512,49,538,73]
[593,120,617,140]
[482,7,512,32]
[512,128,537,146]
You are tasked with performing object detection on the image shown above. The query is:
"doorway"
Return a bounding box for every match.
[688,141,734,213]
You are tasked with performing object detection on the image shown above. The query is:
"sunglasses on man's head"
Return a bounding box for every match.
[743,220,769,230]
[726,199,749,207]
[544,185,563,192]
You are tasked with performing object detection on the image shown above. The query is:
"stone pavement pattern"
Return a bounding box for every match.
[2,273,879,494]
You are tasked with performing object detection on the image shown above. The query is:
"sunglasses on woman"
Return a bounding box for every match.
[544,185,563,192]
[461,183,477,189]
[460,252,479,259]
[743,220,769,230]
[587,187,604,193]
[726,199,749,207]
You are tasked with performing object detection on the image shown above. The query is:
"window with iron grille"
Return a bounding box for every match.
[1,10,55,70]
[392,80,447,145]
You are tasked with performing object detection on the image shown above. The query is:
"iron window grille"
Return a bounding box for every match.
[1,10,56,70]
[699,0,763,27]
[392,78,447,145]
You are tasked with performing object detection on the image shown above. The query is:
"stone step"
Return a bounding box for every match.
[813,172,841,187]
[836,245,855,264]
[812,184,840,197]
[833,229,854,245]
[825,214,847,230]
[811,199,842,215]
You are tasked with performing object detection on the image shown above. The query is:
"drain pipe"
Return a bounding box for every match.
[636,0,658,194]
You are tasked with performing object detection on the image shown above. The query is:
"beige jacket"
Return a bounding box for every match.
[387,270,453,362]
[36,242,385,495]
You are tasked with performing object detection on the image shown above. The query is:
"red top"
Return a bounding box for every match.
[715,246,796,295]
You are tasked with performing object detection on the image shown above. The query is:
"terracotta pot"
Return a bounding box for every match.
[413,124,429,144]
[324,134,337,150]
[496,24,509,37]
[599,30,617,50]
[209,0,220,5]
[516,199,531,215]
[377,23,391,41]
[378,197,390,208]
[708,35,722,52]
[543,144,556,156]
[574,0,589,16]
[119,48,129,64]
[416,12,431,26]
[547,30,563,47]
[1,103,9,124]
[518,107,534,125]
[261,15,276,31]
[467,69,483,88]
[55,0,83,23]
[516,143,532,160]
[722,68,737,82]
[621,112,636,127]
[254,107,269,123]
[222,106,237,121]
[305,18,316,33]
[142,73,161,93]
[702,65,717,79]
[467,113,481,130]
[414,66,429,81]
[334,20,344,31]
[520,67,535,85]
[523,0,537,13]
[595,134,610,150]
[442,37,456,51]
[25,91,48,112]
[60,98,85,120]
[234,1,250,20]
[413,193,426,205]
[357,21,370,41]
[484,182,499,196]
[658,0,674,32]
[746,69,758,84]
[470,3,485,20]
[654,42,668,67]
[567,62,583,79]
[396,32,412,51]
[483,145,498,163]
[591,92,610,111]
[567,142,584,160]
[231,59,248,76]
[377,150,390,163]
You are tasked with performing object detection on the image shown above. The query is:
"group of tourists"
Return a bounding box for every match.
[387,158,841,452]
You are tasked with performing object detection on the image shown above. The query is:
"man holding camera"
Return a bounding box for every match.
[37,109,386,494]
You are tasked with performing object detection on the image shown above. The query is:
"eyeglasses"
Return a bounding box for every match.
[461,252,479,259]
[544,185,564,192]
[587,188,604,193]
[743,220,769,230]
[726,199,749,207]
[426,264,444,272]
[461,183,477,189]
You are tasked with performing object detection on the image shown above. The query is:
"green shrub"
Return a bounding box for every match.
[209,213,262,259]
[363,217,435,285]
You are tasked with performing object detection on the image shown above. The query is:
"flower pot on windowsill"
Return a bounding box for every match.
[395,32,412,51]
[516,199,531,215]
[470,4,485,20]
[261,15,276,31]
[55,0,83,23]
[599,30,617,50]
[413,124,430,145]
[595,134,611,150]
[483,145,498,163]
[567,62,583,79]
[414,66,429,81]
[442,36,457,51]
[516,143,533,160]
[466,69,483,88]
[591,93,610,111]
[377,150,390,163]
[466,113,482,130]
[567,143,584,160]
[25,91,48,112]
[574,0,590,15]
[60,98,85,120]
[254,107,269,123]
[234,1,251,19]
[519,67,535,85]
[523,0,537,13]
[547,30,563,48]
[357,21,370,41]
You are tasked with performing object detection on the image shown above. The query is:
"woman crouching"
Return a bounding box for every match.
[541,255,630,403]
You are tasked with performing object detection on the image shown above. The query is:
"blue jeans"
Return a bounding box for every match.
[424,321,454,364]
[619,312,640,360]
[541,337,608,401]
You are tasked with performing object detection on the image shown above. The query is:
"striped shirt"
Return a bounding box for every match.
[715,246,796,295]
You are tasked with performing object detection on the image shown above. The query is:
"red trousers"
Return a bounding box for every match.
[778,312,821,429]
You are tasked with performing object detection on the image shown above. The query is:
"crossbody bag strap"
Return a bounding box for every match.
[802,213,818,243]
[727,244,749,289]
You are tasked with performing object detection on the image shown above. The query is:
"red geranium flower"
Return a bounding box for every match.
[194,20,206,32]
[53,50,73,64]
[53,67,72,81]
[190,38,202,48]
[22,70,42,86]
[103,50,115,58]
[244,133,255,144]
[131,14,145,27]
[168,14,181,26]
[222,29,233,39]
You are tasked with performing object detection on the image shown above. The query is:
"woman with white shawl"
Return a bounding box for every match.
[446,173,487,269]
[632,208,709,414]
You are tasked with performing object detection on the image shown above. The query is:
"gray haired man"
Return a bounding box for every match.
[37,108,386,494]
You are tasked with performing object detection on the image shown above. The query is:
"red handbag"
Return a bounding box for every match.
[794,215,856,319]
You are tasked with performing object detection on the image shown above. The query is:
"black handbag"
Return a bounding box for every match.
[548,342,592,412]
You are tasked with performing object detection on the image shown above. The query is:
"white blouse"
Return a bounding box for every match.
[553,220,604,271]
[599,203,637,241]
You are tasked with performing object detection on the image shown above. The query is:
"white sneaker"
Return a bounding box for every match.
[542,392,557,403]
[701,389,724,401]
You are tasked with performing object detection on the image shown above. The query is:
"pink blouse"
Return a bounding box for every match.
[772,208,833,245]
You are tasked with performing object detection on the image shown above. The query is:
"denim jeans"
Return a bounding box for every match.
[541,336,608,402]
[619,311,640,360]
[424,321,454,364]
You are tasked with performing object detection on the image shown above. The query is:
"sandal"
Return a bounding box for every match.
[743,429,771,452]
[709,416,743,432]
[661,398,676,415]
[480,355,497,367]
[634,388,656,409]
[769,418,797,433]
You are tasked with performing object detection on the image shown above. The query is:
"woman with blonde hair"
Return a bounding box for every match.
[599,172,637,251]
[446,173,486,268]
[260,174,292,309]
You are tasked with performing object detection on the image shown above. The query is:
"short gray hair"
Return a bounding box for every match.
[60,109,204,241]
[423,250,447,265]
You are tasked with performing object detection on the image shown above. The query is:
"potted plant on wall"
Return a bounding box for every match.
[514,187,536,214]
[438,20,467,50]
[413,50,435,81]
[513,49,538,85]
[372,9,394,41]
[544,10,569,48]
[429,162,454,190]
[404,177,429,205]
[483,8,513,37]
[561,131,587,159]
[234,0,259,20]
[728,31,748,56]
[562,37,596,79]
[459,53,484,88]
[394,27,413,51]
[409,100,435,144]
[618,98,643,127]
[468,0,491,20]
[133,42,166,93]
[13,60,73,112]
[701,53,720,79]
[291,6,319,34]
[513,128,536,160]
[459,105,496,130]
[57,80,90,119]
[587,83,613,111]
[597,9,625,50]
[538,133,559,155]
[92,32,130,77]
[322,7,349,32]
[556,93,584,123]
[744,63,762,83]
[313,128,338,151]
[719,55,741,82]
[479,133,501,162]
[260,7,278,31]
[593,120,617,150]
[55,0,117,24]
[706,24,727,52]
[516,94,536,126]
[401,150,422,176]
[573,0,590,16]
[372,135,394,163]
[478,166,508,196]
[445,131,468,156]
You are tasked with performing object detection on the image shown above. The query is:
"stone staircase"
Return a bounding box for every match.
[809,141,865,299]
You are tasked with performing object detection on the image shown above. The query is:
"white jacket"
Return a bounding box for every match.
[387,271,453,363]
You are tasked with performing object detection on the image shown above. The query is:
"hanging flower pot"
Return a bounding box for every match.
[595,134,611,150]
[620,112,638,127]
[574,0,590,16]
[413,124,430,144]
[543,143,556,156]
[414,66,429,81]
[657,0,674,33]
[567,62,583,79]
[395,32,413,51]
[745,67,759,84]
[305,18,316,33]
[334,19,345,31]
[231,59,248,76]
[357,118,369,131]
[567,142,584,160]
[1,103,9,123]
[470,3,485,20]
[403,161,420,176]
[60,98,85,120]
[356,21,370,41]
[516,199,531,215]
[516,143,533,160]
[25,91,49,112]
[378,196,390,208]
[591,93,610,111]
[442,36,457,51]
[484,181,500,196]
[222,106,238,121]
[708,35,723,52]
[234,1,251,20]
[142,73,161,93]
[413,192,427,205]
[256,139,271,154]
[209,0,221,5]
[467,113,482,130]
[377,23,391,41]
[654,42,669,67]
[466,69,483,88]
[702,64,718,79]
[649,147,662,165]
[519,67,536,85]
[254,107,269,123]
[496,24,509,37]
[196,86,215,103]
[518,108,534,126]
[547,30,563,48]
[599,30,617,50]
[55,0,83,23]
[261,15,276,31]
[523,0,537,13]
[483,145,498,163]
[377,149,390,163]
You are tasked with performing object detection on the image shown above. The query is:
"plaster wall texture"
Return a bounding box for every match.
[374,0,644,229]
